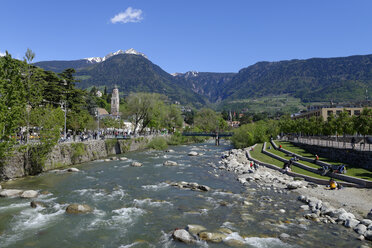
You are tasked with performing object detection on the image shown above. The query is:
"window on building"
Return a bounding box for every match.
[347,110,351,116]
[354,110,361,116]
[336,110,342,115]
[327,110,333,116]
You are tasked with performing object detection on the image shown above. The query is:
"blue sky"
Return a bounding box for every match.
[1,0,372,73]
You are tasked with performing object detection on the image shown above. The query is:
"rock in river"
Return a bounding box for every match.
[66,168,79,172]
[163,160,178,166]
[186,224,207,235]
[131,162,143,167]
[365,230,372,241]
[120,157,128,161]
[66,204,92,214]
[30,201,45,208]
[197,185,211,192]
[199,231,227,243]
[188,151,198,156]
[21,190,38,198]
[286,181,302,189]
[0,189,23,197]
[172,229,195,244]
[354,224,367,235]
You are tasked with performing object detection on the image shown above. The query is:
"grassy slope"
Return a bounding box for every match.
[250,144,340,181]
[276,141,372,181]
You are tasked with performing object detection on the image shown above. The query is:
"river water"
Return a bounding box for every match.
[0,141,362,247]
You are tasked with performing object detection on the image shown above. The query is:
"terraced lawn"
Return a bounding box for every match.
[250,143,335,181]
[267,146,321,169]
[275,140,372,181]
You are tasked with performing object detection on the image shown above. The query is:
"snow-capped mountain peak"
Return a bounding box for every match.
[124,48,148,59]
[85,49,147,63]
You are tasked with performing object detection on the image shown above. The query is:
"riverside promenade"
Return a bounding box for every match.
[283,136,372,152]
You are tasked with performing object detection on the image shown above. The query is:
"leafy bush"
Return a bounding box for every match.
[71,143,86,163]
[105,139,118,150]
[231,120,279,148]
[167,132,184,145]
[147,137,168,150]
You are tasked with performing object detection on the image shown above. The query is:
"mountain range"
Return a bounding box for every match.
[34,49,372,110]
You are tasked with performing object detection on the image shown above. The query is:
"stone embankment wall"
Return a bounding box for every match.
[291,142,372,170]
[0,136,159,181]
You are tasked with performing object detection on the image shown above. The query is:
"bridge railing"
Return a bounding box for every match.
[182,132,234,137]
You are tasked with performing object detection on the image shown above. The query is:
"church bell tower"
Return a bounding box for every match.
[111,86,120,117]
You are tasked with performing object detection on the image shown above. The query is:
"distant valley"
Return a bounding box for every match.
[34,50,372,112]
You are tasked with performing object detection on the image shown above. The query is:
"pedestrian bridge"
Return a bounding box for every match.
[182,132,234,145]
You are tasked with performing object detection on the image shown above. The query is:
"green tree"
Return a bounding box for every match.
[162,104,183,132]
[231,120,277,148]
[125,92,166,134]
[0,52,27,159]
[354,108,372,143]
[194,108,227,133]
[335,110,353,137]
[29,105,64,171]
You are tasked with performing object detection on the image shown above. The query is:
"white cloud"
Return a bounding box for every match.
[0,50,5,57]
[110,7,143,24]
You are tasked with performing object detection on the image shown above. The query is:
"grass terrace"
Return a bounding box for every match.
[275,141,372,181]
[250,143,337,181]
[267,146,322,169]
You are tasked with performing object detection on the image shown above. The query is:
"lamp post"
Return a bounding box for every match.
[64,101,67,140]
[96,109,100,138]
[63,79,68,140]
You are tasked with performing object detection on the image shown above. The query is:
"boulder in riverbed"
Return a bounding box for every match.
[286,181,302,189]
[66,168,79,172]
[344,219,360,228]
[30,201,45,208]
[300,205,310,211]
[163,160,178,166]
[120,157,128,161]
[329,208,347,218]
[361,219,372,226]
[338,212,355,222]
[104,159,111,162]
[223,234,245,246]
[188,151,198,156]
[199,231,227,243]
[131,162,143,167]
[279,233,291,240]
[367,209,372,220]
[186,224,207,235]
[364,230,372,241]
[197,185,211,192]
[66,204,92,214]
[172,229,195,244]
[0,189,23,197]
[21,190,38,198]
[354,224,367,235]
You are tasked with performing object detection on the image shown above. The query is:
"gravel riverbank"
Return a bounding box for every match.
[218,147,372,243]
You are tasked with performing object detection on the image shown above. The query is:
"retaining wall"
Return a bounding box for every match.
[288,141,372,170]
[247,142,359,187]
[0,136,162,181]
[270,140,372,188]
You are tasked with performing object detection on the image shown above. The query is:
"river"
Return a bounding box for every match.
[0,141,362,247]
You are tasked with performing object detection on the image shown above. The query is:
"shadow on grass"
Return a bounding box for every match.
[354,172,372,180]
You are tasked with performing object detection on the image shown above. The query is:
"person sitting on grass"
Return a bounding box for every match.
[329,178,338,190]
